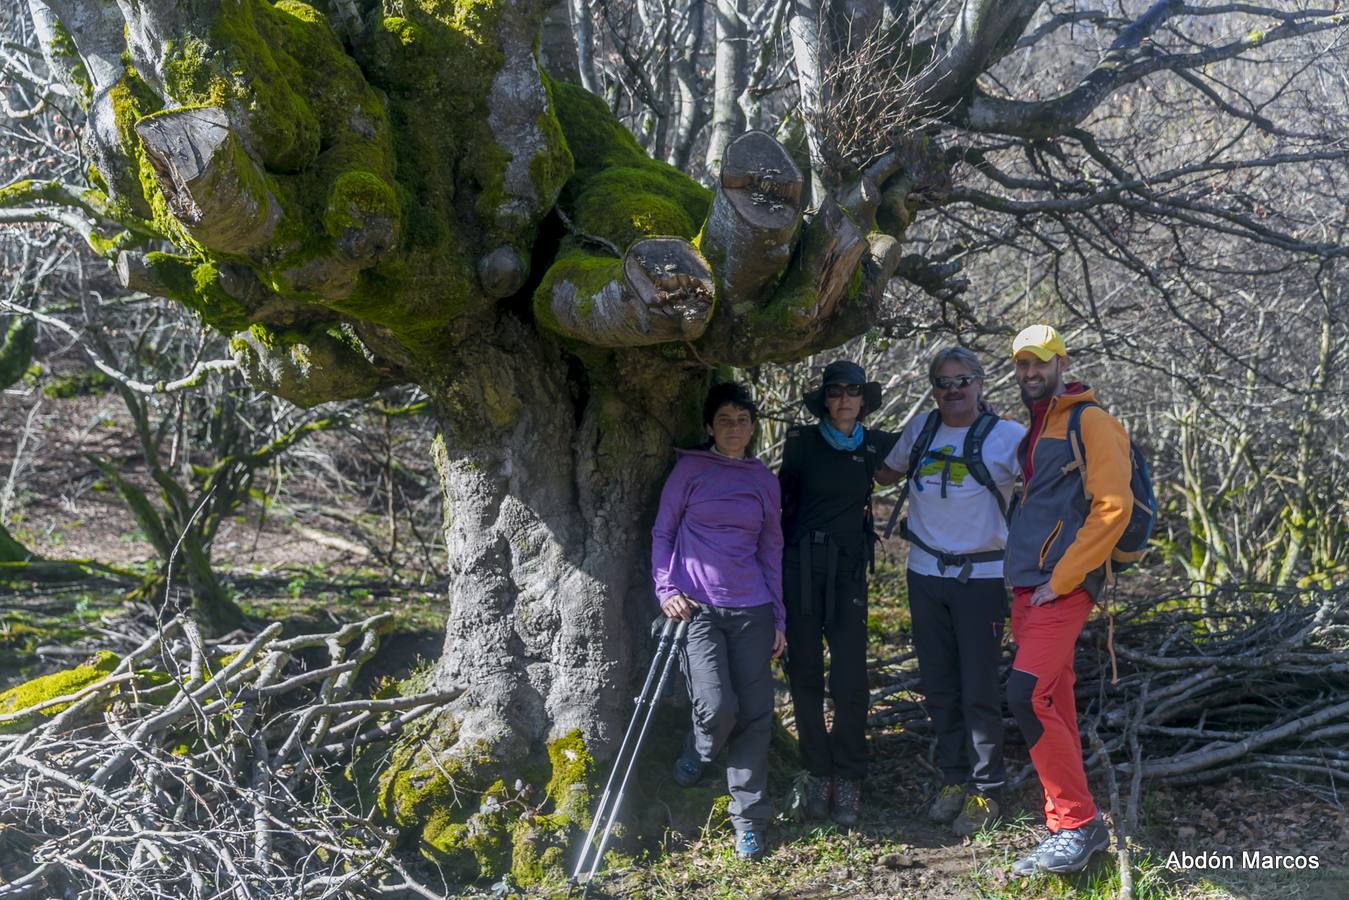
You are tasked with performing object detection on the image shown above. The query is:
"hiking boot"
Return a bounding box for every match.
[1036,818,1110,873]
[927,784,965,823]
[952,790,1001,837]
[830,777,862,827]
[1011,830,1057,877]
[672,750,703,787]
[735,829,767,861]
[804,775,831,820]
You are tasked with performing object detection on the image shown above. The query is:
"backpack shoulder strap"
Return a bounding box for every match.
[906,410,942,480]
[883,411,941,539]
[1063,402,1099,503]
[963,411,1007,519]
[863,430,881,483]
[782,425,807,464]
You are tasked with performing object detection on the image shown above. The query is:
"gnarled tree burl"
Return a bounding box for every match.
[22,0,1345,881]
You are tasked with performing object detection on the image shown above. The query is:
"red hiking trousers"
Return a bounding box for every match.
[1009,586,1098,832]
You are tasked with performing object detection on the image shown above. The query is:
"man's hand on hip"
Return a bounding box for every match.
[1029,582,1058,606]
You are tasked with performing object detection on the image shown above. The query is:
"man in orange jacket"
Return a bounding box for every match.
[1004,325,1131,876]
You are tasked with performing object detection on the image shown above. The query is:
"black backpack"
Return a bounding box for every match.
[882,410,1005,539]
[1064,402,1157,574]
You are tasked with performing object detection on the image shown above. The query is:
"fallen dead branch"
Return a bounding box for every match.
[868,583,1349,800]
[0,613,461,898]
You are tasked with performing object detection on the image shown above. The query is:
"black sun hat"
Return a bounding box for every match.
[803,360,883,420]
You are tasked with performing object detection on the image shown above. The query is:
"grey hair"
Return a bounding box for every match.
[928,346,986,385]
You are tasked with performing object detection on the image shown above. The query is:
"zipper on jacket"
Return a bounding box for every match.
[1039,519,1064,570]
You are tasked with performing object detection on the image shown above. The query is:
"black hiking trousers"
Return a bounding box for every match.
[907,570,1008,793]
[783,542,870,781]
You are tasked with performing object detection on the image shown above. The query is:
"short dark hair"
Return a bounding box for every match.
[703,382,758,427]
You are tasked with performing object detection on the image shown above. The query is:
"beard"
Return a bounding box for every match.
[1018,365,1062,403]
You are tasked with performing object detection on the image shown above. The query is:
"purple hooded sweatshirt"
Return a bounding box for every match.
[651,448,785,631]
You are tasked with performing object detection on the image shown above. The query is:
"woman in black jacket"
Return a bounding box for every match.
[779,360,896,826]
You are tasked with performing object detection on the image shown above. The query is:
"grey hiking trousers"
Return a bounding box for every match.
[907,570,1008,793]
[681,602,776,831]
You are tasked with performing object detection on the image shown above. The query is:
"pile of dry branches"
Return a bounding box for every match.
[869,583,1349,800]
[0,614,458,898]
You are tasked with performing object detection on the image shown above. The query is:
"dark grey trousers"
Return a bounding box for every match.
[907,570,1008,793]
[681,602,776,831]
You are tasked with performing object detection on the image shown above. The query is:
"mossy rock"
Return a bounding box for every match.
[544,729,595,825]
[510,813,570,888]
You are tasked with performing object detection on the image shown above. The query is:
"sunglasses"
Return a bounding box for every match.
[824,383,864,399]
[933,374,979,390]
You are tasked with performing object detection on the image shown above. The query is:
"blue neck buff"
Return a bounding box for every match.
[819,419,863,451]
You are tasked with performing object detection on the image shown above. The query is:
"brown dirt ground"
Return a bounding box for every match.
[0,389,375,570]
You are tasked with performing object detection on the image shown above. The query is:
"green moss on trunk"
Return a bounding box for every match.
[0,315,37,390]
[552,82,710,249]
[373,722,599,886]
[47,21,93,109]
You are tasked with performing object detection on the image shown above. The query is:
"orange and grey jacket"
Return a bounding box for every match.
[1006,385,1132,601]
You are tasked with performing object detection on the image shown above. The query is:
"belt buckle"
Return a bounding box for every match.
[811,532,829,545]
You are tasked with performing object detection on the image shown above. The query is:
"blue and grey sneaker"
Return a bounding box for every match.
[1010,832,1055,877]
[734,829,767,860]
[1037,818,1110,873]
[672,751,703,787]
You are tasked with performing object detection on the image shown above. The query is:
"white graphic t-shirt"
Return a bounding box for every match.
[883,415,1025,580]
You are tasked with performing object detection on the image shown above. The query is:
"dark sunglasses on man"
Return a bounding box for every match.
[933,374,979,390]
[824,383,864,399]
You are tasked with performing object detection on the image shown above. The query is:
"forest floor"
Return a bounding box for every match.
[3,387,1347,898]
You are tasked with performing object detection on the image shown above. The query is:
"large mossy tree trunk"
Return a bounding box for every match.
[377,319,711,881]
[426,316,704,760]
[28,0,934,882]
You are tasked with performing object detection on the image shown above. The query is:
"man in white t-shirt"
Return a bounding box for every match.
[876,347,1024,836]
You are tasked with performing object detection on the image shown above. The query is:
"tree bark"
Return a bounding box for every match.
[789,0,828,201]
[568,0,600,94]
[136,107,282,257]
[666,0,707,172]
[423,316,702,763]
[706,0,748,178]
[700,130,803,308]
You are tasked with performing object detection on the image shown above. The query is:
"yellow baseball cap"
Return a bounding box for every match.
[1012,324,1067,361]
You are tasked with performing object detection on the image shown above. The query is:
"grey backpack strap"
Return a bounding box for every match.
[882,411,941,539]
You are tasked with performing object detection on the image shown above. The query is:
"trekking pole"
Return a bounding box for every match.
[569,616,684,892]
[572,617,688,897]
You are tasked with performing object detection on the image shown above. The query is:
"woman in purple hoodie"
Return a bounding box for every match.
[651,382,785,861]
